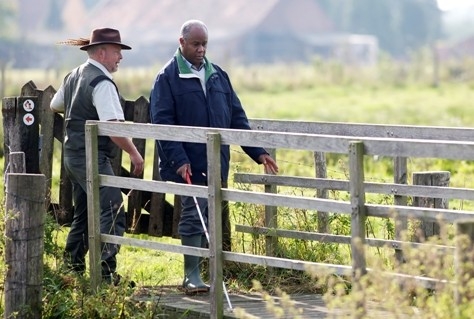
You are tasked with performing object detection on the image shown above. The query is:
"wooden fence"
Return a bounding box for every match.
[4,81,474,253]
[4,81,474,318]
[84,120,474,318]
[3,81,467,242]
[2,81,181,237]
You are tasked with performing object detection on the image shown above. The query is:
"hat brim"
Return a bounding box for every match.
[80,42,132,51]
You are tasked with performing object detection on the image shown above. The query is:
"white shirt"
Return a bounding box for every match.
[183,58,206,96]
[50,58,125,121]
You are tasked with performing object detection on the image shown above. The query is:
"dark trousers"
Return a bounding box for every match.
[179,195,208,237]
[63,153,125,276]
[178,181,231,250]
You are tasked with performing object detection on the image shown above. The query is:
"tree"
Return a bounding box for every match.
[0,0,18,98]
[316,0,442,57]
[45,0,64,30]
[0,0,17,38]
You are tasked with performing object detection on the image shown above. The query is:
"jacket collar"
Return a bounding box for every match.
[175,48,216,81]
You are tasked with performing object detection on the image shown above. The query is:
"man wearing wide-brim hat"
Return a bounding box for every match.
[50,27,144,286]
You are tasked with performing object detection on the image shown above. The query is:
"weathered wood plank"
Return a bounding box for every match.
[394,156,408,263]
[314,151,329,233]
[148,144,165,236]
[99,173,474,226]
[249,119,474,141]
[99,174,352,214]
[234,224,454,252]
[367,204,474,223]
[348,141,367,318]
[93,121,474,160]
[132,286,411,319]
[20,80,38,96]
[5,173,46,319]
[126,97,148,233]
[413,171,450,240]
[85,124,102,291]
[207,132,225,317]
[234,173,474,200]
[38,86,55,204]
[224,188,352,215]
[455,219,474,307]
[264,148,278,259]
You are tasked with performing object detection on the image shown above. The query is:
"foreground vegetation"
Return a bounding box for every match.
[2,55,474,317]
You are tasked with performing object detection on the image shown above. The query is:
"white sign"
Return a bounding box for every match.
[23,99,35,112]
[23,113,35,126]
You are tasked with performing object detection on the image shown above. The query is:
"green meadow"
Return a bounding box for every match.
[6,58,474,126]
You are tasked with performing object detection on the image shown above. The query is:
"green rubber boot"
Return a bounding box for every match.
[182,235,210,294]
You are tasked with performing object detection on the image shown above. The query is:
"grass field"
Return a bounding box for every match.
[3,60,474,317]
[240,83,474,126]
[5,62,474,127]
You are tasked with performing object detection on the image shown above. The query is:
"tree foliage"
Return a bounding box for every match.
[45,0,64,30]
[0,0,17,39]
[317,0,442,57]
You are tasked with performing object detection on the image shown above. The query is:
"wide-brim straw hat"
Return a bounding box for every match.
[78,28,131,50]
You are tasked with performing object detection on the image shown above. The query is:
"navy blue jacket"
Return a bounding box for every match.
[149,50,267,184]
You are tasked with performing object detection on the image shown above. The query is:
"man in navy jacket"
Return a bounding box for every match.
[150,19,278,294]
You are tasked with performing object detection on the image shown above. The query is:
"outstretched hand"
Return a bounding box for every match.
[258,154,279,175]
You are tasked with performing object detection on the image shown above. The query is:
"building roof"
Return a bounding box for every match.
[15,0,380,67]
[20,0,334,46]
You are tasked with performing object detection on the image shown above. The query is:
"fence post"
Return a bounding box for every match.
[85,123,102,291]
[314,151,329,233]
[394,156,408,263]
[58,154,73,225]
[221,181,232,251]
[149,143,166,236]
[49,94,73,225]
[5,173,46,319]
[126,97,147,233]
[454,219,474,315]
[20,80,38,97]
[37,86,56,210]
[207,132,224,318]
[264,148,278,258]
[348,141,367,319]
[2,96,40,174]
[412,171,450,241]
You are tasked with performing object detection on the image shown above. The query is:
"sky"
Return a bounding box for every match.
[437,0,474,11]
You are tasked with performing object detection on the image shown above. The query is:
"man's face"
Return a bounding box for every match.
[98,44,123,73]
[180,26,208,68]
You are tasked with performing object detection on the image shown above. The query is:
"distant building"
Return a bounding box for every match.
[437,35,474,61]
[14,0,378,68]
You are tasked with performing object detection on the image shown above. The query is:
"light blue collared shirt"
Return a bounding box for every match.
[183,58,206,95]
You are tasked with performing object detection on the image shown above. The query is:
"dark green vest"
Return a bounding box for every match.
[62,62,118,157]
